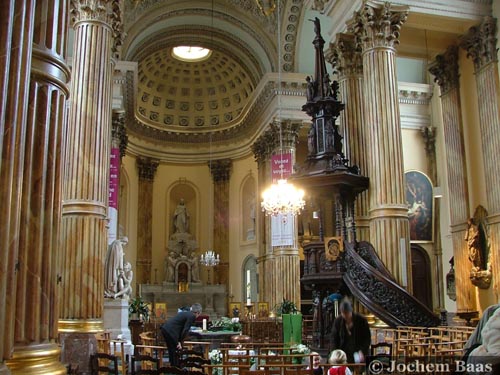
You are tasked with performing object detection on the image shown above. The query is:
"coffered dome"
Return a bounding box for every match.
[137,46,256,129]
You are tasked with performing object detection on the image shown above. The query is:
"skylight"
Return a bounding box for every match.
[172,46,212,62]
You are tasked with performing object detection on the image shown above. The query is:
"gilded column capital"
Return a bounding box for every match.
[110,0,124,59]
[112,110,128,158]
[421,125,437,161]
[136,157,159,181]
[460,16,498,72]
[428,45,460,95]
[350,1,409,51]
[328,33,363,77]
[70,0,115,25]
[209,159,232,183]
[252,128,277,164]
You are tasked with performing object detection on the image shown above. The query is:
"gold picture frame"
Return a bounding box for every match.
[229,302,242,318]
[257,302,269,318]
[155,302,167,320]
[324,236,343,261]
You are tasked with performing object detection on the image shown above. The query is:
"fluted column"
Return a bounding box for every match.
[351,2,411,287]
[209,159,232,285]
[330,33,369,241]
[0,2,35,373]
[136,157,159,284]
[429,46,473,312]
[6,0,70,372]
[460,17,500,299]
[59,0,119,372]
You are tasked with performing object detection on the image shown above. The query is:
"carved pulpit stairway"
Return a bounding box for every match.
[291,18,439,351]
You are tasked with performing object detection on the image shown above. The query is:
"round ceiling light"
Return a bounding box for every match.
[172,46,212,62]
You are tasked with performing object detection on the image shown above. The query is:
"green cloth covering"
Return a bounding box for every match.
[282,313,302,346]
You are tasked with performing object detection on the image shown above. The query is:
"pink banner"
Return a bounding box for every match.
[271,153,292,183]
[109,147,120,209]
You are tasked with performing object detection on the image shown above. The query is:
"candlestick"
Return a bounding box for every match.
[202,318,207,331]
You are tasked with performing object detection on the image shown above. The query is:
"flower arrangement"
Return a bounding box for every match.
[209,349,223,364]
[210,316,242,331]
[128,297,150,321]
[274,298,299,316]
[291,344,311,354]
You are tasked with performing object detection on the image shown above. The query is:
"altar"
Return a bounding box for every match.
[140,283,227,319]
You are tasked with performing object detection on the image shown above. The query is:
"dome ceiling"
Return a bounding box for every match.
[137,46,255,129]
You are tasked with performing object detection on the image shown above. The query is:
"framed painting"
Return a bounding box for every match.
[155,302,167,320]
[258,302,269,318]
[405,170,434,242]
[229,302,241,318]
[324,236,343,261]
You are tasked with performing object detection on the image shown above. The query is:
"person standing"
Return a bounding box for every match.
[160,303,202,366]
[330,298,371,363]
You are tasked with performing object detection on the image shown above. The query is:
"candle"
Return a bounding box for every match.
[202,319,207,331]
[246,270,251,300]
[247,298,251,305]
[230,284,233,295]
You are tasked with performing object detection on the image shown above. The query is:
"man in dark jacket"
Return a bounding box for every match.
[160,303,202,366]
[330,298,371,363]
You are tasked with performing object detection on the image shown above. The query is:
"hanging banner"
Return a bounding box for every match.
[108,147,120,244]
[271,153,292,183]
[271,214,294,246]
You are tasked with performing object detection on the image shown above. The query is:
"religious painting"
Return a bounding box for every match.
[155,302,167,320]
[405,170,433,242]
[258,302,269,318]
[324,237,343,261]
[229,302,241,318]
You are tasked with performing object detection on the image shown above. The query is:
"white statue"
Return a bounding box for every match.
[114,262,133,299]
[173,198,190,234]
[104,236,128,298]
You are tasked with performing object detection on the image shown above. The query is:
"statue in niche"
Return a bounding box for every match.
[104,236,133,298]
[190,257,200,282]
[246,193,256,241]
[173,198,190,234]
[165,252,177,282]
[465,218,482,271]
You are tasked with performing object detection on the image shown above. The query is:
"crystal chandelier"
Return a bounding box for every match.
[260,0,305,217]
[261,179,305,216]
[200,250,220,267]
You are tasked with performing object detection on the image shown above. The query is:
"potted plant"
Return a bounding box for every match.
[274,299,299,316]
[129,297,150,321]
[274,299,302,346]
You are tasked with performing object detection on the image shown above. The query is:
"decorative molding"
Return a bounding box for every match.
[210,159,233,182]
[110,0,124,59]
[428,45,460,95]
[460,16,498,72]
[136,157,159,181]
[112,110,128,158]
[327,33,363,77]
[350,2,409,51]
[70,0,113,25]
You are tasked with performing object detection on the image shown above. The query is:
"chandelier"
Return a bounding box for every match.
[260,0,305,217]
[200,250,220,267]
[261,179,305,216]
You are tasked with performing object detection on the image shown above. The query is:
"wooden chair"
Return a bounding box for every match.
[284,369,314,375]
[95,331,111,354]
[90,352,119,375]
[111,339,128,375]
[131,354,160,374]
[370,342,392,372]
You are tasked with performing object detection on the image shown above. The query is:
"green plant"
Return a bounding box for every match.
[274,299,299,315]
[128,297,150,321]
[210,316,242,331]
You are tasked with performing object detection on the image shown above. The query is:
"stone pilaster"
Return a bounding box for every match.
[330,32,369,242]
[429,45,473,312]
[351,1,411,287]
[136,157,159,284]
[421,125,445,309]
[209,159,232,285]
[59,0,118,372]
[0,1,34,373]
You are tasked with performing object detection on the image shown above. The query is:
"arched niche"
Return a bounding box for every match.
[242,255,258,303]
[241,173,256,242]
[167,183,197,240]
[118,167,130,237]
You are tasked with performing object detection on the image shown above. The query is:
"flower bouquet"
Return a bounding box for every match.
[209,349,223,375]
[290,343,310,364]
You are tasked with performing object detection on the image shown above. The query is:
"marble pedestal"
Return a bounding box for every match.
[103,299,133,356]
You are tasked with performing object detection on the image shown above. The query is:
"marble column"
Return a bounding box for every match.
[460,17,500,299]
[1,0,70,373]
[59,0,120,372]
[421,125,445,309]
[429,46,474,312]
[136,157,159,285]
[268,119,302,310]
[0,1,34,373]
[350,2,411,287]
[329,32,369,242]
[209,159,232,285]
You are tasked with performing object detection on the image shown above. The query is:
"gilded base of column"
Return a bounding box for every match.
[5,343,66,375]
